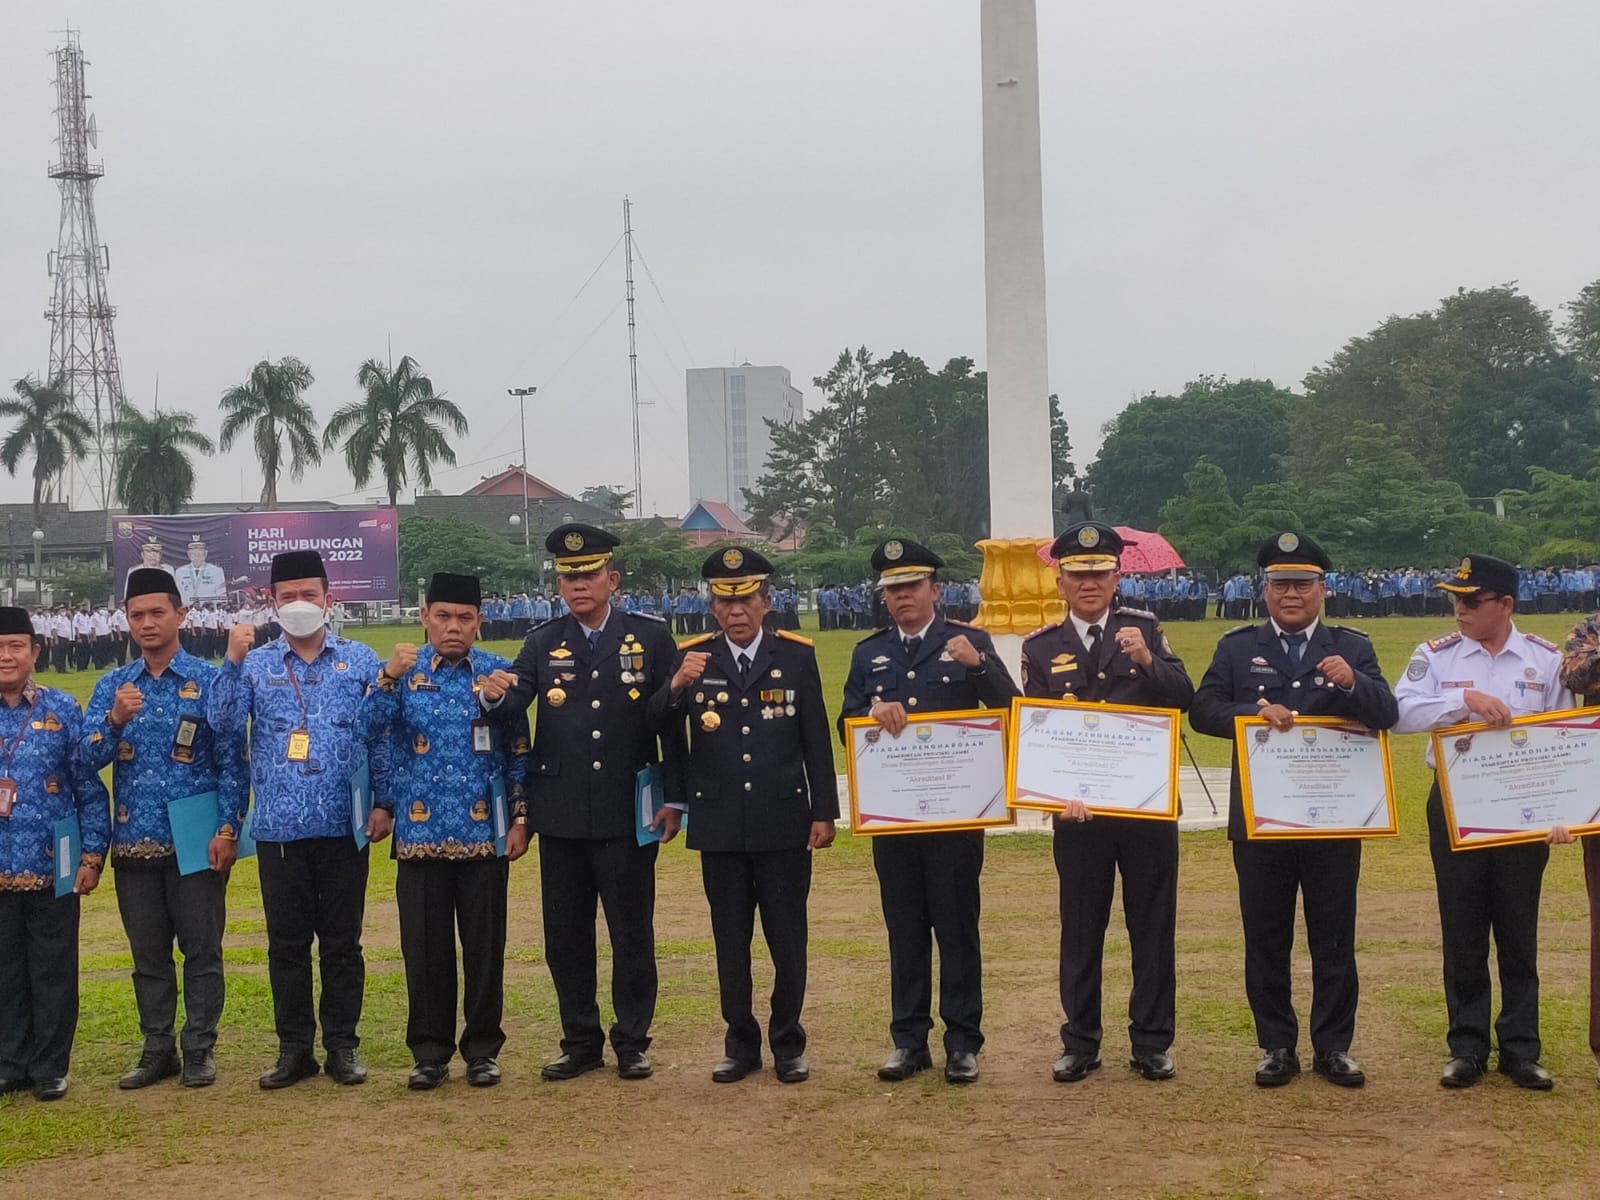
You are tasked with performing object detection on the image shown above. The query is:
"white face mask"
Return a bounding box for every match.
[276,600,327,639]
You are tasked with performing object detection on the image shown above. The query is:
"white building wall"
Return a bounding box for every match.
[685,365,803,519]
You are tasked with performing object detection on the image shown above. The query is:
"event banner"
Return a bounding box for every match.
[111,509,400,603]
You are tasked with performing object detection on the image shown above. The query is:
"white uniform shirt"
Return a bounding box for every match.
[91,609,111,636]
[111,609,129,633]
[1393,624,1573,767]
[52,614,71,639]
[72,612,93,639]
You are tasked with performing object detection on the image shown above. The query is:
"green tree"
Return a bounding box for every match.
[1157,460,1245,573]
[52,561,114,606]
[219,357,321,509]
[0,375,94,528]
[399,515,530,594]
[324,356,468,507]
[579,484,635,516]
[109,403,214,514]
[1048,392,1076,492]
[1560,278,1600,377]
[611,524,697,586]
[1085,376,1296,527]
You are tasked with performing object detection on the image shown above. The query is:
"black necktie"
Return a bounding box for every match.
[737,654,750,684]
[904,636,921,661]
[1285,631,1306,667]
[588,629,602,652]
[1087,624,1103,657]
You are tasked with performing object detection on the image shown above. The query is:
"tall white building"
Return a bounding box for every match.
[685,364,802,520]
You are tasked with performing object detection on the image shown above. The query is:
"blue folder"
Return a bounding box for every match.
[350,762,373,849]
[52,814,81,898]
[170,791,259,875]
[492,777,509,857]
[635,763,684,846]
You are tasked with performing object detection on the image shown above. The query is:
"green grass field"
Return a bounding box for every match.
[3,610,1598,1200]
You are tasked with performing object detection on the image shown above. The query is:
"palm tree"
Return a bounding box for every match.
[110,403,215,514]
[0,375,93,527]
[323,356,468,506]
[218,357,320,509]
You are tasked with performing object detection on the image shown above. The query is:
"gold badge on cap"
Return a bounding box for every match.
[1078,526,1100,548]
[884,540,904,561]
[1277,532,1299,552]
[722,548,743,570]
[564,531,584,552]
[1457,557,1473,578]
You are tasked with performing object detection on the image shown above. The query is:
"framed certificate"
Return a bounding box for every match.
[1432,707,1600,850]
[1006,697,1180,820]
[1234,716,1398,840]
[844,708,1013,835]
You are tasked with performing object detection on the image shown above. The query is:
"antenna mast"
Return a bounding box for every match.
[45,28,126,510]
[624,196,643,517]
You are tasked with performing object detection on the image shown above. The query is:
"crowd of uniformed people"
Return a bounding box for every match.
[3,522,1600,1104]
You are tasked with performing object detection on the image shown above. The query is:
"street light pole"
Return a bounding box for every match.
[31,527,44,605]
[505,386,537,555]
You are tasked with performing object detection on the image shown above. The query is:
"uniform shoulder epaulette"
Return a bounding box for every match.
[1524,632,1560,652]
[632,611,666,623]
[1114,606,1158,621]
[1023,621,1061,641]
[1328,624,1372,640]
[775,629,814,647]
[529,616,561,633]
[946,617,980,628]
[1426,632,1462,652]
[1222,623,1258,637]
[857,625,894,645]
[677,632,716,649]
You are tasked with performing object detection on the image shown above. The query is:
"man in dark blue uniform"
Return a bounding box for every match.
[1020,523,1195,1084]
[1191,532,1398,1089]
[840,538,1019,1084]
[650,548,838,1084]
[479,523,687,1081]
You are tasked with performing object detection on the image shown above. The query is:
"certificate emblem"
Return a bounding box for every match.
[1301,728,1319,745]
[1082,713,1101,730]
[1509,729,1529,747]
[915,725,933,742]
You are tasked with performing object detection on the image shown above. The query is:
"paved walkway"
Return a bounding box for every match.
[834,766,1233,834]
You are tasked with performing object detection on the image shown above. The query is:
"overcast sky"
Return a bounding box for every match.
[2,0,1597,517]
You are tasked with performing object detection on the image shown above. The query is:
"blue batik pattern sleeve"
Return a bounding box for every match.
[62,695,111,866]
[80,671,121,770]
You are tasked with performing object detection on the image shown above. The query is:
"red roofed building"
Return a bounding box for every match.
[465,465,572,500]
[678,499,762,548]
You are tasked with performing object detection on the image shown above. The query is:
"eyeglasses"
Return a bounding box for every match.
[1265,579,1322,594]
[1455,592,1506,609]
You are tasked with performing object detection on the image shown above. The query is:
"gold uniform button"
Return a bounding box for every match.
[591,730,602,739]
[742,753,751,763]
[592,761,602,770]
[743,781,752,792]
[741,698,749,707]
[591,700,601,709]
[907,670,916,679]
[907,697,918,707]
[591,670,599,679]
[1097,672,1106,679]
[1291,681,1301,689]
[741,725,751,735]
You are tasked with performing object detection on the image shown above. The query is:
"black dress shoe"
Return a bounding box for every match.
[877,1048,933,1082]
[712,1056,762,1083]
[774,1055,810,1084]
[1254,1048,1301,1087]
[181,1050,217,1089]
[1441,1056,1486,1088]
[1051,1050,1101,1083]
[408,1062,449,1091]
[1498,1054,1554,1091]
[1130,1050,1175,1081]
[541,1052,605,1081]
[0,1076,29,1097]
[1312,1050,1365,1088]
[119,1050,181,1090]
[325,1048,367,1086]
[32,1077,68,1102]
[258,1052,320,1091]
[944,1051,979,1084]
[616,1050,653,1080]
[466,1058,501,1088]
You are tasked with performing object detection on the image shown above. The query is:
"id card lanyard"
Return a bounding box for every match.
[0,693,40,818]
[284,656,314,762]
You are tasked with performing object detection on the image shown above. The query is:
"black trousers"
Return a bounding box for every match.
[0,889,79,1081]
[396,857,509,1065]
[1426,782,1548,1061]
[538,834,658,1057]
[701,849,812,1061]
[256,837,370,1055]
[114,861,228,1056]
[1232,838,1361,1055]
[872,830,984,1054]
[1055,816,1177,1055]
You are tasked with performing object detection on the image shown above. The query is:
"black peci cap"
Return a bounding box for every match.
[270,549,327,584]
[426,572,482,608]
[125,567,181,604]
[0,606,34,636]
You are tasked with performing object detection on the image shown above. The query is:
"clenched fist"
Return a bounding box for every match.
[386,642,419,680]
[226,623,256,665]
[480,669,519,703]
[110,682,144,727]
[672,650,711,694]
[943,635,982,668]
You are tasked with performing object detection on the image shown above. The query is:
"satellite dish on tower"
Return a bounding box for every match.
[87,114,97,147]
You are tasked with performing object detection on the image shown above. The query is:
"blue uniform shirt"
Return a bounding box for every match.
[81,649,250,861]
[0,683,111,891]
[360,645,530,860]
[208,633,387,842]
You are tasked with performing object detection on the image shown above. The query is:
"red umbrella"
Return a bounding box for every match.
[1035,526,1187,573]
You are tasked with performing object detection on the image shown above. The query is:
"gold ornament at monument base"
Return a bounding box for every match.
[973,537,1066,636]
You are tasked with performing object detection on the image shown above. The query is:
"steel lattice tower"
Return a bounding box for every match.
[45,30,125,509]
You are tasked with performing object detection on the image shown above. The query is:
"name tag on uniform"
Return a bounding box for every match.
[472,719,493,755]
[287,729,311,762]
[172,714,201,763]
[1441,680,1473,689]
[0,777,14,818]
